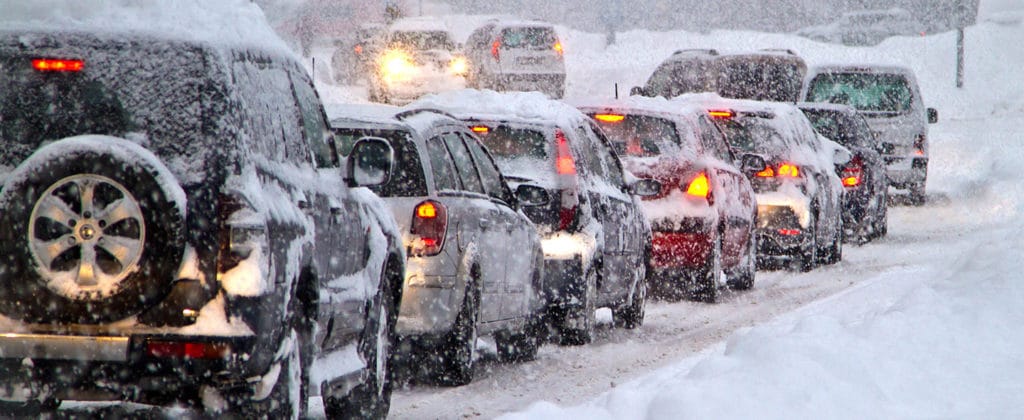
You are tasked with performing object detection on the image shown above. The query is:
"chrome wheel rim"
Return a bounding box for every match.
[28,174,145,300]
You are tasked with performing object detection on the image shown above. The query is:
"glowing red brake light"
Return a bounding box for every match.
[685,172,711,198]
[594,114,625,123]
[354,44,364,54]
[914,134,926,156]
[755,166,775,177]
[841,156,863,188]
[146,340,231,359]
[708,110,734,119]
[32,58,84,72]
[492,38,501,61]
[555,129,576,175]
[778,229,801,236]
[411,200,447,256]
[471,125,490,134]
[777,163,800,178]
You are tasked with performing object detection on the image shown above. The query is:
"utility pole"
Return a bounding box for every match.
[956,27,965,88]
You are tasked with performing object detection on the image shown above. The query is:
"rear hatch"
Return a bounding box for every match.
[495,26,564,75]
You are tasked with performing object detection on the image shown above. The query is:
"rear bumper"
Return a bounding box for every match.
[0,332,257,405]
[650,230,714,268]
[756,228,812,258]
[541,257,586,309]
[884,156,928,188]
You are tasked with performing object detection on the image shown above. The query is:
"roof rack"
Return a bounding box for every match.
[672,48,719,56]
[759,48,799,56]
[394,108,458,121]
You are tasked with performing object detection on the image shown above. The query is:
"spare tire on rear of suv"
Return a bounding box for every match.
[0,136,187,324]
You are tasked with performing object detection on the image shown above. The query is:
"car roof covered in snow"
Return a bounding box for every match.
[571,95,709,122]
[408,89,586,128]
[326,103,464,138]
[0,0,293,57]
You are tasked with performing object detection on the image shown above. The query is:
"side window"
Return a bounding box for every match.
[571,125,605,179]
[425,136,459,191]
[290,71,334,168]
[463,132,511,203]
[231,57,304,164]
[443,132,485,194]
[586,121,626,188]
[697,116,734,162]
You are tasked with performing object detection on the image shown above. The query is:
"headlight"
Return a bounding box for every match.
[380,49,415,82]
[449,56,468,76]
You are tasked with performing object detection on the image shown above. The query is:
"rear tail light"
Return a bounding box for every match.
[684,172,713,205]
[492,38,501,61]
[914,134,926,156]
[218,193,267,273]
[777,163,800,178]
[147,340,231,359]
[707,109,734,119]
[32,58,84,72]
[755,166,775,178]
[778,229,801,236]
[841,156,864,188]
[471,125,490,134]
[354,44,363,54]
[555,129,576,175]
[594,113,625,123]
[411,200,447,256]
[554,40,564,57]
[558,205,577,231]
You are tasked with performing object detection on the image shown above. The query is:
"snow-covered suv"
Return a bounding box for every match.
[464,19,567,98]
[0,26,405,418]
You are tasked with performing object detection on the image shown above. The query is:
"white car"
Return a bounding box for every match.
[464,19,566,98]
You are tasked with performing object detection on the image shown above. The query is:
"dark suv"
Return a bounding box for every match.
[633,49,807,103]
[0,29,405,418]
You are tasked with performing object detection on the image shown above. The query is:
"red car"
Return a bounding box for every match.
[575,97,761,302]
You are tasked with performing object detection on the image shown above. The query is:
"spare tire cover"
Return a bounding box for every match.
[0,136,186,324]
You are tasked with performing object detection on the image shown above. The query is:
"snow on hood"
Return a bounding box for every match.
[0,0,292,57]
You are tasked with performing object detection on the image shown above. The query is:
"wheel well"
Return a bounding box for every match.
[385,253,404,310]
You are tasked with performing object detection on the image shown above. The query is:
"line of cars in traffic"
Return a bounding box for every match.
[0,14,937,419]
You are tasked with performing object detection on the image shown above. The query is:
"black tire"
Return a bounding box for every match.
[495,317,541,362]
[558,265,597,346]
[908,183,926,206]
[229,329,305,419]
[728,231,756,290]
[613,277,646,329]
[690,235,722,303]
[796,224,818,273]
[433,272,481,386]
[826,219,844,264]
[0,399,59,418]
[0,140,185,324]
[324,258,400,419]
[875,194,889,238]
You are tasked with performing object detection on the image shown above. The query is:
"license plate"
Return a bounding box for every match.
[515,57,543,65]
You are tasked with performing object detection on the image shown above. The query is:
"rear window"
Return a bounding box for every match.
[0,43,207,169]
[332,127,428,197]
[387,30,455,51]
[589,114,678,157]
[474,125,550,161]
[645,60,712,98]
[715,118,788,157]
[717,60,804,102]
[806,73,913,113]
[802,110,871,148]
[500,27,556,49]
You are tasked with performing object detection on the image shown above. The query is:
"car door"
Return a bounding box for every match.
[580,121,644,302]
[462,131,533,320]
[440,131,505,324]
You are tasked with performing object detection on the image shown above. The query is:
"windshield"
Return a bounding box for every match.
[717,59,804,102]
[715,117,788,157]
[802,110,871,148]
[806,73,913,113]
[388,31,455,51]
[589,114,677,157]
[500,27,557,49]
[0,42,211,170]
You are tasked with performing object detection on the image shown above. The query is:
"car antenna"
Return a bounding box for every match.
[614,83,619,99]
[311,57,316,81]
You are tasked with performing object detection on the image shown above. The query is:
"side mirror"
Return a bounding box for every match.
[628,178,662,197]
[740,153,767,173]
[346,137,393,187]
[629,86,647,97]
[927,107,938,124]
[515,184,550,207]
[832,147,853,166]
